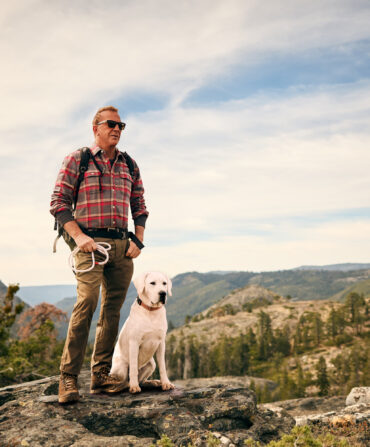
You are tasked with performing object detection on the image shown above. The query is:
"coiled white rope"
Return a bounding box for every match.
[69,242,111,273]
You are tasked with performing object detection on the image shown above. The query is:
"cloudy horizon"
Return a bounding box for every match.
[1,0,369,286]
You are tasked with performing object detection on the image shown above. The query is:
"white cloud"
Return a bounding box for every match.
[134,218,370,278]
[129,81,370,239]
[0,0,369,285]
[1,0,369,130]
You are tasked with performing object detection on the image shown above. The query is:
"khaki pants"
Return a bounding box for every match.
[60,237,133,375]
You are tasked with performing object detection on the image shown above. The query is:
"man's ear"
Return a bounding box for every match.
[133,272,148,296]
[166,276,172,297]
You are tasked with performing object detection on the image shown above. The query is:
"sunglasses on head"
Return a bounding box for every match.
[97,120,126,131]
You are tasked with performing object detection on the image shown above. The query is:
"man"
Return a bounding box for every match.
[50,106,148,403]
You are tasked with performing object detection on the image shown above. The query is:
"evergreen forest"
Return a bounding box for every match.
[165,292,370,402]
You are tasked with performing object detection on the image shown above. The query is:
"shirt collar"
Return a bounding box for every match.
[90,145,102,157]
[90,145,123,160]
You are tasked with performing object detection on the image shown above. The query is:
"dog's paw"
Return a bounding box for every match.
[129,385,141,394]
[161,381,175,391]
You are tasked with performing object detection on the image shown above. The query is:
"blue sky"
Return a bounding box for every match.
[0,0,370,286]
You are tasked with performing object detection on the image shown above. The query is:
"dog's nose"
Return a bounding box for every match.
[159,291,166,303]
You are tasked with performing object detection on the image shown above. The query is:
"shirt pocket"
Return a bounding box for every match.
[83,171,101,197]
[113,172,132,204]
[116,172,132,190]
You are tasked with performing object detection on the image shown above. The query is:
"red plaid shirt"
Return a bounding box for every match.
[50,146,148,229]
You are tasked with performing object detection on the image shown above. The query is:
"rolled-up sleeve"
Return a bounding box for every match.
[50,154,78,225]
[130,161,149,228]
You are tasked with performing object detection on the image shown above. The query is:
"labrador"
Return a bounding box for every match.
[110,271,175,393]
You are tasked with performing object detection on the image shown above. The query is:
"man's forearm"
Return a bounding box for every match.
[135,225,145,243]
[63,220,84,239]
[63,220,97,252]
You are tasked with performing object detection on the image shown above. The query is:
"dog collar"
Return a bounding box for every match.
[136,297,162,311]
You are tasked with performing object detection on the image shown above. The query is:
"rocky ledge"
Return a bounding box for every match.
[261,387,370,446]
[0,370,294,447]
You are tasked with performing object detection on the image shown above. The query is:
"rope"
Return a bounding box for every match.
[69,242,111,273]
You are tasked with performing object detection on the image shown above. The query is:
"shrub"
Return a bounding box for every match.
[244,425,352,446]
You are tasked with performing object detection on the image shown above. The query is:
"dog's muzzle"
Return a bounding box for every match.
[159,291,166,304]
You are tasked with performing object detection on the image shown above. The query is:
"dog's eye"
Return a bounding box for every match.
[150,281,156,285]
[163,282,167,285]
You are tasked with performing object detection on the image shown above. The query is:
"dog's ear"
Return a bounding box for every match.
[133,272,148,296]
[166,276,173,297]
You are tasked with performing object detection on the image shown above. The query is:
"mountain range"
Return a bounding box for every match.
[1,263,369,339]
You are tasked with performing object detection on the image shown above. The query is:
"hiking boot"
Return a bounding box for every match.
[58,372,79,404]
[90,366,127,394]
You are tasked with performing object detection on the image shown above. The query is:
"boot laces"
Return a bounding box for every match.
[97,366,120,382]
[62,373,77,390]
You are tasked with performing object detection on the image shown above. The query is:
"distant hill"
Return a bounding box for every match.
[8,264,370,330]
[166,268,370,326]
[16,284,77,306]
[293,263,370,271]
[330,277,370,302]
[168,285,323,348]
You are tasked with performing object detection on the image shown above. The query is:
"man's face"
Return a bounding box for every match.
[93,110,122,149]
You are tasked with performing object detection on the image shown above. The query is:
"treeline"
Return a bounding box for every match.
[166,293,370,401]
[0,284,67,386]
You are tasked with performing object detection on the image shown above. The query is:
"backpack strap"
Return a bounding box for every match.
[73,147,104,210]
[73,147,91,211]
[122,151,135,179]
[54,147,92,252]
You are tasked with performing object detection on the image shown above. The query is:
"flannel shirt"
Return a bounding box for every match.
[50,146,148,229]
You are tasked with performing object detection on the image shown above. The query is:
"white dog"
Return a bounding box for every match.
[110,271,175,393]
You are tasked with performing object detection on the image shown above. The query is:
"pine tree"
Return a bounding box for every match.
[293,320,303,354]
[0,284,24,385]
[218,334,230,375]
[246,328,258,361]
[296,360,306,398]
[176,339,186,379]
[0,284,24,355]
[274,326,291,356]
[257,311,274,360]
[330,353,351,387]
[316,356,330,396]
[197,342,209,378]
[345,292,366,335]
[187,335,199,378]
[326,308,340,341]
[302,326,310,350]
[279,366,296,400]
[312,313,323,347]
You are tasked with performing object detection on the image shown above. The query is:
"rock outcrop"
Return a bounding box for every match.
[261,389,370,446]
[346,386,370,406]
[0,370,294,447]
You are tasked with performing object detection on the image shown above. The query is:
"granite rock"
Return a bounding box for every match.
[346,387,370,406]
[0,370,294,447]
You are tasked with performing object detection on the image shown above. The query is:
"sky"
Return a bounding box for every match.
[1,0,370,286]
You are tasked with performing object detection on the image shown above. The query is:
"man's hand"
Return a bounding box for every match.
[126,225,145,259]
[74,233,97,252]
[126,240,141,258]
[63,221,97,252]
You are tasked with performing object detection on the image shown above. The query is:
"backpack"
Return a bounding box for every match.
[53,147,135,252]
